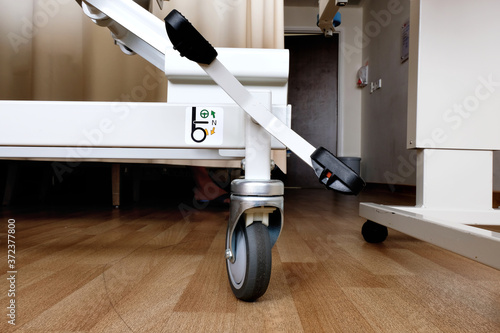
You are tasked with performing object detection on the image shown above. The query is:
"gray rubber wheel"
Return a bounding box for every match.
[226,222,272,301]
[362,220,388,243]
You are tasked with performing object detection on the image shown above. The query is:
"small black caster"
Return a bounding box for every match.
[362,220,388,243]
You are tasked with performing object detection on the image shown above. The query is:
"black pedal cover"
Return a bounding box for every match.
[311,147,365,195]
[164,9,218,65]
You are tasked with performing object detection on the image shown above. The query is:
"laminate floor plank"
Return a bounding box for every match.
[276,218,318,263]
[382,248,500,329]
[1,188,499,332]
[163,312,235,333]
[342,286,442,332]
[282,262,375,332]
[173,220,236,314]
[6,263,104,328]
[302,233,389,289]
[234,249,304,333]
[95,248,203,332]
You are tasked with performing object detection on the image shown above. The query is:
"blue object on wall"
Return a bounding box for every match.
[316,12,342,28]
[333,12,341,27]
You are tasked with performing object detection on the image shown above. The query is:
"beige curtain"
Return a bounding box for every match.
[159,0,284,49]
[0,0,284,102]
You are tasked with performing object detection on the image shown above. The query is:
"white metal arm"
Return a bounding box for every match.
[79,0,171,70]
[318,0,346,36]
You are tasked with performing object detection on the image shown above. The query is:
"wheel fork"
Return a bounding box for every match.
[225,179,284,263]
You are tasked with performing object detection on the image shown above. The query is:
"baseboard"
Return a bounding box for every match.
[494,192,500,208]
[365,183,416,195]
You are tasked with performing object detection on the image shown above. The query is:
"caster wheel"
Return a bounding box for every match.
[226,222,272,301]
[362,220,388,243]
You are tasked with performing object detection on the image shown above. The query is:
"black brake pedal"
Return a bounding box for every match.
[311,147,365,195]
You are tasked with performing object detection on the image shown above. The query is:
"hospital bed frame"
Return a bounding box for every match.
[0,0,363,301]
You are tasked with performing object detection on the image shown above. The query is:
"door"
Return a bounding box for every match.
[285,34,339,188]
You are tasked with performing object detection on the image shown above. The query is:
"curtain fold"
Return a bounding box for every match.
[0,1,35,100]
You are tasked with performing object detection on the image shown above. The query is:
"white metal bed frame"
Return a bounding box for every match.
[1,0,361,301]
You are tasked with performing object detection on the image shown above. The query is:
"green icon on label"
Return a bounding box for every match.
[200,109,209,119]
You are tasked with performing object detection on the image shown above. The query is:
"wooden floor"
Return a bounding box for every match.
[1,188,499,332]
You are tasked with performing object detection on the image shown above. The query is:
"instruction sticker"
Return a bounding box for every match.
[185,106,224,145]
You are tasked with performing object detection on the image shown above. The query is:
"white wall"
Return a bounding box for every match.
[284,5,363,158]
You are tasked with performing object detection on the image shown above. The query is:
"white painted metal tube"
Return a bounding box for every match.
[360,203,500,270]
[83,0,171,70]
[244,92,272,180]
